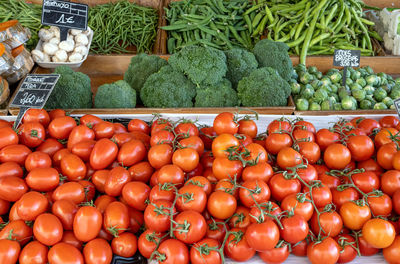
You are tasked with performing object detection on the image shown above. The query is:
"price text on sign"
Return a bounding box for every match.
[333,49,361,67]
[394,98,400,118]
[41,0,88,30]
[10,74,60,108]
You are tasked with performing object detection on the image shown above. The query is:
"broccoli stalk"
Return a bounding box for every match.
[94,80,137,108]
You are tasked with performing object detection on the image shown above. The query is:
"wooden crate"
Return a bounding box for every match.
[363,0,400,8]
[8,55,295,115]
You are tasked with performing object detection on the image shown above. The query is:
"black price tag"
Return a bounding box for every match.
[333,49,361,86]
[111,254,146,264]
[10,74,60,128]
[394,98,400,118]
[41,0,88,41]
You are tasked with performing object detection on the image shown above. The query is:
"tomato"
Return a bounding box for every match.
[249,202,281,224]
[149,183,175,203]
[104,166,131,197]
[0,198,9,215]
[199,127,216,150]
[358,118,381,136]
[73,206,102,242]
[335,234,357,264]
[150,130,174,146]
[269,173,301,202]
[144,200,175,233]
[212,134,239,159]
[53,148,71,167]
[174,210,206,244]
[357,158,384,175]
[19,241,48,264]
[62,230,82,249]
[0,176,27,202]
[92,121,114,139]
[307,237,340,264]
[8,201,21,221]
[151,119,172,135]
[90,138,118,170]
[83,238,112,264]
[324,144,351,169]
[52,182,85,204]
[224,228,255,262]
[111,232,137,257]
[148,144,173,169]
[394,190,400,215]
[17,191,48,221]
[332,187,359,210]
[238,119,257,138]
[297,141,320,164]
[117,140,146,168]
[258,244,290,264]
[215,179,237,196]
[362,218,395,249]
[157,239,189,264]
[33,213,63,246]
[381,170,400,196]
[297,165,318,185]
[157,164,185,186]
[293,129,315,142]
[213,112,238,135]
[24,151,52,172]
[130,131,151,150]
[206,219,226,242]
[212,157,243,181]
[190,238,221,264]
[292,240,307,257]
[179,136,205,156]
[316,129,340,151]
[0,161,22,178]
[0,144,31,165]
[311,210,343,237]
[48,242,84,264]
[60,154,87,181]
[0,239,20,264]
[49,109,66,120]
[380,115,399,128]
[357,235,379,256]
[171,147,199,172]
[265,133,293,155]
[23,108,50,127]
[281,214,309,244]
[241,162,272,183]
[138,230,164,259]
[267,120,292,134]
[305,184,332,208]
[377,142,397,170]
[175,121,199,138]
[127,207,143,234]
[128,119,150,134]
[350,171,380,194]
[227,206,250,229]
[122,181,150,211]
[0,126,18,150]
[346,135,375,161]
[19,122,45,148]
[104,202,129,237]
[281,193,313,221]
[340,201,371,230]
[207,191,237,219]
[176,185,207,213]
[127,161,153,183]
[367,192,392,217]
[383,236,400,264]
[375,128,399,149]
[66,125,95,150]
[185,176,212,196]
[239,180,270,208]
[277,147,302,169]
[71,140,96,162]
[94,195,116,215]
[37,138,64,157]
[52,199,77,230]
[48,116,77,139]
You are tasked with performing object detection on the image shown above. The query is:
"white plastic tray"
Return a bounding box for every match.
[34,27,93,69]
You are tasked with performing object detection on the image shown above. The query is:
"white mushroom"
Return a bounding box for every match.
[31,49,45,62]
[59,40,75,52]
[67,34,74,41]
[42,42,59,56]
[75,33,89,46]
[74,45,88,55]
[43,53,51,62]
[49,26,60,39]
[38,28,54,42]
[49,37,60,45]
[70,29,82,36]
[68,52,83,62]
[54,50,68,62]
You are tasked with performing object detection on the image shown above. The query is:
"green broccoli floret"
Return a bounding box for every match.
[195,79,238,107]
[253,39,293,82]
[94,80,136,108]
[224,48,258,89]
[123,53,168,93]
[45,66,92,109]
[168,45,227,86]
[237,67,291,107]
[141,65,196,108]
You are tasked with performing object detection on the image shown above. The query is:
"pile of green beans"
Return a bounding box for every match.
[246,0,382,64]
[162,0,253,53]
[88,1,158,54]
[0,0,43,50]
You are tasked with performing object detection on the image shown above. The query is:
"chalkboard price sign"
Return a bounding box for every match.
[10,74,60,128]
[333,49,361,86]
[394,98,400,119]
[41,0,88,41]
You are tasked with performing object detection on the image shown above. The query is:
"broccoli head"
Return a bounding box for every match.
[253,39,293,82]
[141,65,196,108]
[237,67,291,107]
[224,48,258,89]
[195,79,238,107]
[168,45,227,86]
[94,80,136,108]
[124,53,168,93]
[45,66,92,109]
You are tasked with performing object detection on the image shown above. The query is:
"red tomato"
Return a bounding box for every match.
[67,124,95,150]
[52,199,77,230]
[297,165,318,185]
[374,128,399,149]
[174,210,206,244]
[358,118,381,135]
[111,232,138,258]
[224,228,255,262]
[267,120,292,134]
[377,142,397,170]
[48,116,77,139]
[23,109,50,127]
[83,238,112,264]
[104,202,129,237]
[316,128,340,151]
[269,173,301,202]
[324,144,351,169]
[380,115,399,128]
[246,221,280,251]
[383,236,400,264]
[304,184,332,208]
[239,180,270,208]
[128,119,150,134]
[73,206,102,242]
[144,200,175,233]
[358,235,379,256]
[206,219,226,242]
[49,109,66,120]
[362,218,396,248]
[90,138,118,170]
[0,238,20,264]
[212,157,243,181]
[381,170,400,196]
[138,230,164,259]
[394,189,400,215]
[19,122,45,148]
[332,187,359,210]
[238,119,257,138]
[94,122,115,139]
[19,241,48,264]
[207,191,237,219]
[17,191,48,221]
[265,133,293,155]
[0,176,28,202]
[48,242,84,264]
[242,162,273,182]
[190,238,221,264]
[71,140,96,162]
[105,166,131,197]
[25,151,52,172]
[297,141,321,164]
[346,135,375,161]
[292,240,307,257]
[0,220,32,246]
[228,206,251,229]
[0,144,31,165]
[281,193,313,221]
[37,138,64,157]
[60,154,87,181]
[0,162,23,178]
[52,148,70,167]
[357,158,384,175]
[157,239,189,264]
[122,181,150,211]
[62,230,83,250]
[277,147,302,169]
[118,139,146,167]
[157,164,185,186]
[176,185,207,213]
[307,237,340,264]
[0,126,19,150]
[211,134,240,159]
[340,201,371,230]
[259,244,290,264]
[148,144,173,169]
[280,214,309,244]
[33,213,63,246]
[175,121,199,138]
[149,183,175,203]
[0,198,9,215]
[335,234,357,264]
[310,210,343,237]
[213,112,238,135]
[127,161,153,183]
[172,147,199,172]
[52,182,85,204]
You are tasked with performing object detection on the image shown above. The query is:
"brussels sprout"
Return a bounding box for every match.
[366,75,378,86]
[360,99,373,109]
[352,89,366,102]
[321,99,334,110]
[311,80,323,89]
[309,102,321,111]
[351,71,362,81]
[292,70,298,80]
[330,72,342,83]
[290,81,301,95]
[390,87,400,99]
[350,83,363,91]
[329,94,339,102]
[380,78,388,86]
[308,66,318,74]
[313,89,329,103]
[338,87,351,100]
[388,79,396,87]
[342,69,351,78]
[355,78,367,87]
[358,68,368,77]
[373,87,387,102]
[295,98,309,111]
[315,71,323,80]
[295,64,307,74]
[378,72,387,80]
[363,66,374,75]
[299,72,314,84]
[382,97,394,107]
[320,77,331,86]
[330,84,338,93]
[333,103,343,110]
[376,76,382,86]
[341,96,357,110]
[380,85,392,94]
[300,84,315,99]
[374,102,388,110]
[395,78,400,85]
[363,85,375,95]
[346,77,353,86]
[327,68,340,76]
